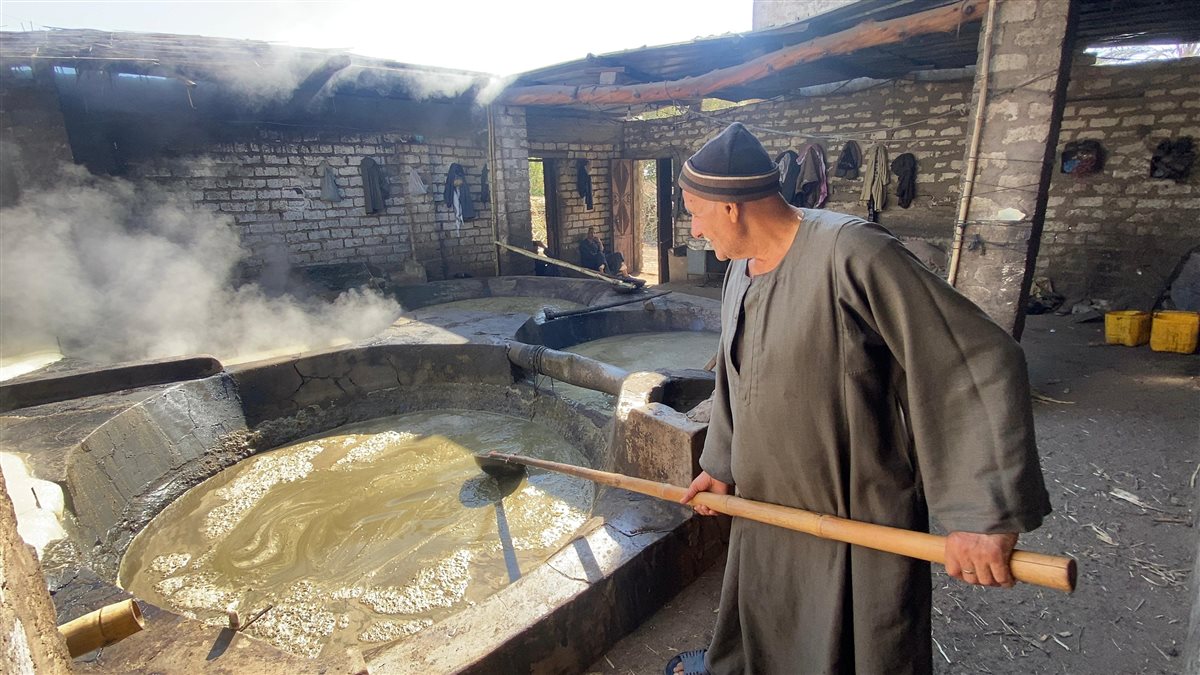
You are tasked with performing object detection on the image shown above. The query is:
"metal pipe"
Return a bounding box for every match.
[947,0,998,287]
[543,291,672,321]
[506,341,628,396]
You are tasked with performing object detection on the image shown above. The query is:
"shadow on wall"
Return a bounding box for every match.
[0,163,400,366]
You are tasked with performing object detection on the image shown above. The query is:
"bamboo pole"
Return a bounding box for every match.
[499,0,986,106]
[947,0,998,286]
[493,240,642,291]
[483,451,1077,593]
[58,598,145,657]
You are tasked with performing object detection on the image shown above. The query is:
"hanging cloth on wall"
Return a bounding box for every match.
[1061,140,1105,176]
[891,153,918,209]
[774,150,801,204]
[861,143,890,216]
[443,163,477,231]
[834,141,862,179]
[317,160,341,201]
[576,159,594,210]
[794,143,829,208]
[480,163,491,204]
[406,167,427,196]
[1150,137,1196,183]
[360,157,388,214]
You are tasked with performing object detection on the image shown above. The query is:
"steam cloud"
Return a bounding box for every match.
[0,165,401,366]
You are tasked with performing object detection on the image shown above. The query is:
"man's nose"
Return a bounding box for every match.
[690,221,703,239]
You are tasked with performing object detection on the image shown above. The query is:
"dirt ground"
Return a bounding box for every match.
[588,312,1198,674]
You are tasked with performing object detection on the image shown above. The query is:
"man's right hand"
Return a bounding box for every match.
[680,471,731,516]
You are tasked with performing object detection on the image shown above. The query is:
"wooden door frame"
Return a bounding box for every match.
[656,157,673,283]
[611,159,639,274]
[541,158,562,258]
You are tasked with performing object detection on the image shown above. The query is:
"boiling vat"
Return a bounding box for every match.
[120,409,594,658]
[555,331,720,410]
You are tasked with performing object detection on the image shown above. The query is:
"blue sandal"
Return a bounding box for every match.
[664,649,708,675]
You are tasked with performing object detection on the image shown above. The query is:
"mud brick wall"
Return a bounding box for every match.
[0,82,75,207]
[623,76,971,249]
[624,57,1200,306]
[129,127,495,280]
[528,141,616,265]
[1042,59,1200,308]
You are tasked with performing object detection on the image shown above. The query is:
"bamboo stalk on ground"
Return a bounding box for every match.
[58,599,145,657]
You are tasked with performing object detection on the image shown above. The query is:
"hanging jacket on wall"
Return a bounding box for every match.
[794,143,829,208]
[861,143,890,216]
[775,150,801,204]
[360,157,388,214]
[576,159,594,210]
[443,163,477,225]
[834,141,862,179]
[891,153,918,208]
[1150,137,1196,183]
[317,160,342,201]
[480,163,491,204]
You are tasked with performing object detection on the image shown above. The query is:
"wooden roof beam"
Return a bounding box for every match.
[499,0,986,106]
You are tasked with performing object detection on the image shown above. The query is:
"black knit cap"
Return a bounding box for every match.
[678,122,781,203]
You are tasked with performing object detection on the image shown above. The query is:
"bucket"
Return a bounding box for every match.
[1104,310,1151,347]
[1149,310,1199,354]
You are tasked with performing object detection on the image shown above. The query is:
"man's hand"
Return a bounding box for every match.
[680,471,731,516]
[945,532,1019,587]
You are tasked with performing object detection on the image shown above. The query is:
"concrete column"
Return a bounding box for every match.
[489,105,534,275]
[952,0,1078,338]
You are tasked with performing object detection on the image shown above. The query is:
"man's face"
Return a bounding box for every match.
[684,191,742,261]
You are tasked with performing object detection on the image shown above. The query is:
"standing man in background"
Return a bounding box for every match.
[669,123,1051,675]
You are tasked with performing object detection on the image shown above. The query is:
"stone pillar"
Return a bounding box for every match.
[952,0,1078,338]
[489,105,534,275]
[0,473,73,673]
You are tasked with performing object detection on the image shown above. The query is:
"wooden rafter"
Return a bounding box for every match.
[499,0,987,106]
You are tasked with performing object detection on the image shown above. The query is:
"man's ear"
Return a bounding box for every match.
[725,202,740,223]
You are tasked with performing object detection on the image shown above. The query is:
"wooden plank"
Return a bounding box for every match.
[500,0,987,106]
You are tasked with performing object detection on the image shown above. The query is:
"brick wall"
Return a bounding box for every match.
[624,57,1200,306]
[0,81,74,206]
[130,126,496,280]
[1041,59,1200,307]
[528,141,616,266]
[624,76,971,249]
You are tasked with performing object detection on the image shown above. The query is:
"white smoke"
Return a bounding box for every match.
[0,164,401,365]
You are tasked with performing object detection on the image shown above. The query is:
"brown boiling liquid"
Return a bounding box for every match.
[120,410,594,658]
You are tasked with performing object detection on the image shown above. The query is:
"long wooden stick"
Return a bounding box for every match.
[499,0,985,106]
[485,451,1076,592]
[493,240,642,291]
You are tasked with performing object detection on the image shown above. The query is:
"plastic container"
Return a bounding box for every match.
[1104,310,1151,347]
[1149,310,1199,354]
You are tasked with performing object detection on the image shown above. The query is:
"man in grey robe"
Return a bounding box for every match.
[673,123,1051,674]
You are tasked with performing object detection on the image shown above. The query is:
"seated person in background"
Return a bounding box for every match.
[579,226,606,271]
[604,250,626,276]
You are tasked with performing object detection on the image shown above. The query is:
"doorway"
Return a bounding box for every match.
[618,157,673,284]
[528,157,562,258]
